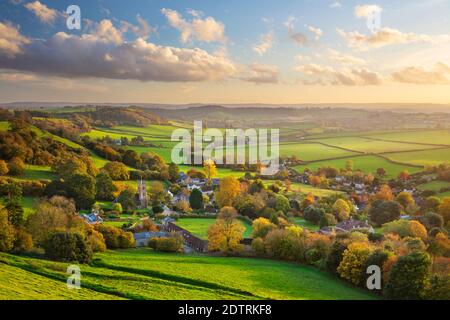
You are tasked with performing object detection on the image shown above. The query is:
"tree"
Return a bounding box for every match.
[208,206,244,254]
[117,188,136,211]
[52,155,88,179]
[251,217,277,238]
[396,192,415,210]
[94,225,135,249]
[304,206,324,225]
[369,200,402,227]
[382,219,428,241]
[215,176,241,208]
[189,188,204,210]
[168,163,180,182]
[345,160,353,171]
[5,201,24,228]
[102,161,130,180]
[337,242,372,286]
[437,197,450,224]
[44,232,92,263]
[376,168,386,177]
[203,159,217,185]
[384,251,431,299]
[319,213,337,228]
[7,157,25,176]
[96,172,117,201]
[111,202,123,214]
[148,181,166,206]
[0,159,9,175]
[374,184,394,201]
[423,196,441,212]
[66,173,96,210]
[332,199,351,221]
[122,150,141,168]
[428,232,450,270]
[274,194,290,213]
[398,170,410,181]
[0,205,14,252]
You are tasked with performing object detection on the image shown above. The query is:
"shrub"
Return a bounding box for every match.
[319,213,337,228]
[384,251,431,299]
[424,275,450,300]
[94,225,135,249]
[251,217,277,238]
[44,232,93,263]
[264,228,305,262]
[337,242,372,286]
[148,232,183,252]
[251,237,266,256]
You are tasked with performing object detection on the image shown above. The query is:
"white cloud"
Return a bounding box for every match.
[337,27,450,50]
[327,49,366,65]
[240,63,279,84]
[330,2,342,9]
[294,63,382,85]
[0,24,237,82]
[161,8,226,44]
[295,54,311,62]
[0,22,29,58]
[354,4,383,18]
[24,1,58,24]
[120,15,156,40]
[306,25,323,40]
[284,16,308,45]
[391,62,450,85]
[253,31,274,56]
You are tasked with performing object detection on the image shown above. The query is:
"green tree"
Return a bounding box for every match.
[117,189,136,211]
[102,161,130,180]
[95,172,117,201]
[44,232,92,263]
[66,173,96,210]
[168,163,180,182]
[384,251,431,299]
[275,194,290,212]
[369,200,402,227]
[189,188,204,210]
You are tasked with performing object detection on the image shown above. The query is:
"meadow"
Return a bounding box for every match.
[386,148,450,167]
[293,155,422,179]
[175,218,253,239]
[0,249,377,300]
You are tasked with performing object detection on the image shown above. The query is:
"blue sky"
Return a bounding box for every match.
[0,0,450,104]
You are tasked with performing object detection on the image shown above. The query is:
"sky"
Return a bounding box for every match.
[0,0,450,104]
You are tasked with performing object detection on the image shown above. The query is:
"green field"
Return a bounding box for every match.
[19,196,36,217]
[293,155,422,179]
[280,143,357,161]
[387,148,450,167]
[315,136,436,153]
[175,218,253,239]
[292,217,320,231]
[417,180,450,192]
[16,165,55,181]
[365,130,450,146]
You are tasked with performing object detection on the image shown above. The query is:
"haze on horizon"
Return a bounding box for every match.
[1,0,450,105]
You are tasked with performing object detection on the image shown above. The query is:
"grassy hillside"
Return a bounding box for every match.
[0,249,376,300]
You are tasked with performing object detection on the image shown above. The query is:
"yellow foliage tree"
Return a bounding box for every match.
[337,242,372,285]
[374,184,394,201]
[208,206,244,253]
[203,159,217,185]
[332,199,351,221]
[438,197,450,224]
[215,176,241,208]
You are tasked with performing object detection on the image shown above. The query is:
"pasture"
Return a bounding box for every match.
[386,148,450,167]
[293,155,422,179]
[175,217,253,239]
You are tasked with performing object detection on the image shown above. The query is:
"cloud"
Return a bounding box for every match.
[354,4,383,18]
[120,15,157,40]
[294,63,382,85]
[24,1,58,24]
[391,62,450,85]
[337,27,450,50]
[0,23,237,82]
[0,22,30,58]
[284,16,308,45]
[253,31,274,56]
[306,25,323,40]
[161,8,226,44]
[295,54,311,62]
[240,63,279,84]
[327,49,366,65]
[330,1,342,9]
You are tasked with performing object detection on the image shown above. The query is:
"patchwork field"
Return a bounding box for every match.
[280,142,358,161]
[293,155,422,179]
[175,218,253,239]
[365,130,450,146]
[386,148,450,167]
[417,180,450,192]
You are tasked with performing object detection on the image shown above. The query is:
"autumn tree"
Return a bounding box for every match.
[374,184,394,201]
[7,157,25,176]
[396,192,415,210]
[0,160,9,175]
[168,162,180,182]
[208,206,244,254]
[102,161,130,180]
[203,159,217,185]
[0,205,14,252]
[332,199,351,221]
[437,197,450,224]
[215,176,241,208]
[337,242,372,286]
[398,170,410,181]
[252,217,277,238]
